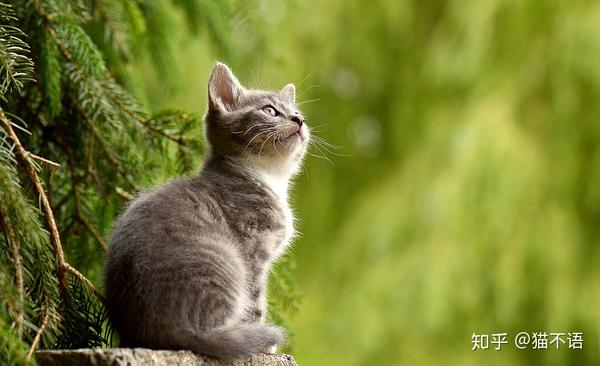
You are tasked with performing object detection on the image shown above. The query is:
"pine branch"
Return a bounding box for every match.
[25,152,60,168]
[140,0,180,87]
[83,137,95,182]
[35,2,196,151]
[62,263,101,300]
[69,94,138,191]
[0,315,31,365]
[35,6,145,130]
[60,137,108,253]
[114,186,133,200]
[78,215,107,252]
[0,106,102,305]
[0,3,34,95]
[55,277,109,349]
[170,0,203,34]
[191,0,232,58]
[135,116,192,146]
[51,19,188,147]
[39,29,62,117]
[91,0,131,60]
[0,110,62,354]
[0,107,68,300]
[27,305,50,357]
[0,203,24,339]
[147,109,203,173]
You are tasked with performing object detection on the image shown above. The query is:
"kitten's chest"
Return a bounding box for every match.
[253,190,294,260]
[247,177,295,259]
[275,195,295,251]
[220,180,294,260]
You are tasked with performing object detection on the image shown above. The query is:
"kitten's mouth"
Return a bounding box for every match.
[286,129,305,142]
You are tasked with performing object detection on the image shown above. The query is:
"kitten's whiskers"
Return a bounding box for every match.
[258,129,282,156]
[239,123,264,136]
[303,126,349,166]
[296,84,320,101]
[243,127,274,152]
[296,98,321,106]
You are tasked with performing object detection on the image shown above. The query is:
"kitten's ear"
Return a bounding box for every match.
[280,83,296,104]
[208,62,245,111]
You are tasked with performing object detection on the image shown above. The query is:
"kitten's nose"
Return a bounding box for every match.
[291,113,304,128]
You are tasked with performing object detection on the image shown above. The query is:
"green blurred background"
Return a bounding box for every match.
[134,1,600,364]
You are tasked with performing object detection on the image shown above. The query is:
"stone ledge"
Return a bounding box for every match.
[36,348,297,366]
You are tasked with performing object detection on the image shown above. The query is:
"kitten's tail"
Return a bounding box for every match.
[170,323,285,359]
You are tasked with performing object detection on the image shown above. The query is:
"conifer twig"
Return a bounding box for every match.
[68,94,137,190]
[131,116,191,146]
[78,215,108,252]
[92,0,130,59]
[0,107,103,304]
[87,120,136,188]
[58,137,108,253]
[115,186,133,200]
[27,306,50,357]
[0,107,69,301]
[25,152,60,168]
[62,263,102,300]
[38,6,192,150]
[45,24,189,146]
[83,138,95,182]
[0,205,24,338]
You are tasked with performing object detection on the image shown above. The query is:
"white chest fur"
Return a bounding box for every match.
[242,153,300,260]
[254,168,296,260]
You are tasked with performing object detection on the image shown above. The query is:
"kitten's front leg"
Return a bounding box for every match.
[250,284,279,353]
[265,344,278,354]
[248,285,267,323]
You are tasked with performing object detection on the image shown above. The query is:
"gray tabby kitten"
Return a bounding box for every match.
[104,62,309,359]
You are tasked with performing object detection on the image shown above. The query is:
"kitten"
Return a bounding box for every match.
[104,62,309,359]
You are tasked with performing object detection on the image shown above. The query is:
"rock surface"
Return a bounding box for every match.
[36,348,297,366]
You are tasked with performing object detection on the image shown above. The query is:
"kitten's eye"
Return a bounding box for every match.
[262,106,279,117]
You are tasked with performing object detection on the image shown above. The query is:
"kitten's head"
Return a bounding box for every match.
[205,62,309,174]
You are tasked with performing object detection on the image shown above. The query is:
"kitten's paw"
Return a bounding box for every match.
[264,344,278,354]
